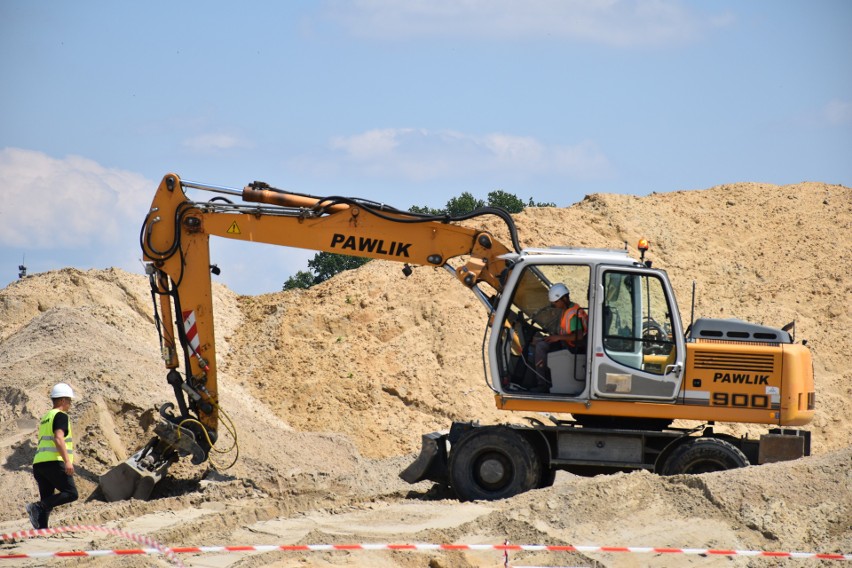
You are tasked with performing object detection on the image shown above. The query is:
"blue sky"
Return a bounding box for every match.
[1,1,850,295]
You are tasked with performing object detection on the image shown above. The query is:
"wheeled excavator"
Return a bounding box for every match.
[98,174,815,502]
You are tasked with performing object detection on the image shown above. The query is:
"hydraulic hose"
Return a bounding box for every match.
[311,195,523,253]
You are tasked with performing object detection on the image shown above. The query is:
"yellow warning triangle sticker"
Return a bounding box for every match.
[227,221,241,235]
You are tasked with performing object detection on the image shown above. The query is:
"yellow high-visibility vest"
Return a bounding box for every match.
[33,409,73,465]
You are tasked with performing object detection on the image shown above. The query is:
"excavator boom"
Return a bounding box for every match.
[99,173,520,500]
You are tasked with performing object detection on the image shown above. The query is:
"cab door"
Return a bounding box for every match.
[590,266,685,400]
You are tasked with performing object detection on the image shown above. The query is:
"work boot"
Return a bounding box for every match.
[25,502,41,529]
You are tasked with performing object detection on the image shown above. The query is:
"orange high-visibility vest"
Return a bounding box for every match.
[559,303,588,349]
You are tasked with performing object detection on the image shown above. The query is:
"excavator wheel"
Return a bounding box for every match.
[660,437,749,475]
[448,427,541,501]
[537,467,557,488]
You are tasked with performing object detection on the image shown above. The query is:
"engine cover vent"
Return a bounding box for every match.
[689,318,791,344]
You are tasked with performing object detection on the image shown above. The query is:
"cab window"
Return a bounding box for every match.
[602,271,676,375]
[494,264,590,391]
[514,264,590,334]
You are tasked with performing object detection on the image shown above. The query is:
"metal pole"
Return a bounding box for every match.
[181,180,243,197]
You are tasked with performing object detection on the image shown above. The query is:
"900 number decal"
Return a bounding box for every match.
[712,392,769,408]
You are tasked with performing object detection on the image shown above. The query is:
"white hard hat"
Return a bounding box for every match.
[548,283,570,303]
[50,383,75,399]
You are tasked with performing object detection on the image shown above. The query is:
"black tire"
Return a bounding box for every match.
[449,427,541,501]
[537,467,557,488]
[661,437,750,475]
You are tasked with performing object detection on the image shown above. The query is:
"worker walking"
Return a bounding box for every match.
[26,383,79,529]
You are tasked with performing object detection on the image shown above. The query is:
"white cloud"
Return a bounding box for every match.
[0,149,307,295]
[482,134,544,163]
[823,99,852,126]
[330,128,415,159]
[0,148,151,249]
[321,128,611,181]
[183,133,251,152]
[323,0,732,47]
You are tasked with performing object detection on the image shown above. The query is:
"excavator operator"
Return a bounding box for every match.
[534,283,589,372]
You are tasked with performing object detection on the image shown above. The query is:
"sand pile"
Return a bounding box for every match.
[0,181,849,566]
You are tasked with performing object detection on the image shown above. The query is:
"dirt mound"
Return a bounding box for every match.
[0,181,849,566]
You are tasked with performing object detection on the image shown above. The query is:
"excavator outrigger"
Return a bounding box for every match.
[99,174,815,502]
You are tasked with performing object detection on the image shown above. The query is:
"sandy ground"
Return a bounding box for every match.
[0,181,850,567]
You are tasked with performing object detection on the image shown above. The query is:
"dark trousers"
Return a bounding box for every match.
[33,461,78,528]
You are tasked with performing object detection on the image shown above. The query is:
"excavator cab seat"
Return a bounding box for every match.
[547,350,586,395]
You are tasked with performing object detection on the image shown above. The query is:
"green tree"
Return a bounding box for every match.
[282,270,317,291]
[308,252,371,284]
[445,192,485,216]
[527,197,556,208]
[408,204,444,215]
[411,189,554,216]
[283,253,372,291]
[486,190,526,213]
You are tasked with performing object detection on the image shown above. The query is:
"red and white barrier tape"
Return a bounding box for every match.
[2,527,850,563]
[1,525,184,567]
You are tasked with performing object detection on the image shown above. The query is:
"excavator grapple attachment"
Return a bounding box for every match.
[399,430,449,485]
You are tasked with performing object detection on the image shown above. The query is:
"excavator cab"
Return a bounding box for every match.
[488,248,686,403]
[494,262,591,394]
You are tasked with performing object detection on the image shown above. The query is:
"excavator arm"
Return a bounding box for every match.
[99,173,520,501]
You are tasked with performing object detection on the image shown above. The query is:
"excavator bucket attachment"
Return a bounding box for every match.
[99,448,171,502]
[399,430,450,485]
[98,419,207,502]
